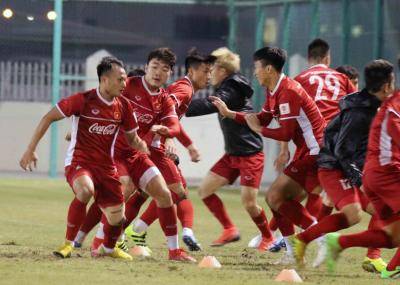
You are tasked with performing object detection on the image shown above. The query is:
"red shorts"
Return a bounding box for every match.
[150,147,182,185]
[363,165,400,222]
[318,168,361,210]
[115,151,160,190]
[284,155,319,193]
[65,163,122,208]
[210,151,264,188]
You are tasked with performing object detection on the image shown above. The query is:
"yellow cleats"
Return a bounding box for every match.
[362,257,387,273]
[53,241,74,259]
[99,246,133,261]
[292,236,306,267]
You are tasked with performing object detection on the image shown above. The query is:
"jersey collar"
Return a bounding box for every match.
[184,76,195,94]
[270,73,285,96]
[96,87,115,106]
[142,76,162,96]
[309,63,328,69]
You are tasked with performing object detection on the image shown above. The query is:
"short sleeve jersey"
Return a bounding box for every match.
[295,64,356,123]
[167,76,195,119]
[114,76,178,156]
[57,88,138,167]
[365,91,400,170]
[263,74,325,159]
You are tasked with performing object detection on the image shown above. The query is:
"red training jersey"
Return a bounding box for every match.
[114,76,179,155]
[295,64,356,123]
[364,91,400,170]
[236,75,325,160]
[57,88,138,167]
[166,76,195,147]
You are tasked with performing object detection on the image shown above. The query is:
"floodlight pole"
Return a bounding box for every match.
[49,0,63,178]
[341,0,350,64]
[227,0,237,52]
[373,0,383,59]
[252,0,265,111]
[310,0,320,40]
[282,2,292,75]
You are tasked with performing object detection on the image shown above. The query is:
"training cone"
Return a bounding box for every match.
[129,246,151,257]
[274,269,303,283]
[198,256,222,268]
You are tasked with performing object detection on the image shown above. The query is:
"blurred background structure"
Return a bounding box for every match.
[1,0,399,184]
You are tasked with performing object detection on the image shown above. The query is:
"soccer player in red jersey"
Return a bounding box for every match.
[130,49,215,251]
[83,48,195,262]
[325,60,400,279]
[186,47,275,251]
[278,39,356,216]
[212,47,325,264]
[292,60,392,271]
[19,57,146,260]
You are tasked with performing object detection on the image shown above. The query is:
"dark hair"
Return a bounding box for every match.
[184,47,216,74]
[147,47,177,70]
[253,46,286,72]
[97,56,124,82]
[364,59,393,93]
[336,65,359,80]
[308,38,330,60]
[128,68,146,77]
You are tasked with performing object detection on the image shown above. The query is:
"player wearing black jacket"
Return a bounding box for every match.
[292,59,394,273]
[186,47,274,250]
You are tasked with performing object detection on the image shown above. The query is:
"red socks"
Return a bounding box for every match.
[124,192,148,228]
[317,204,334,221]
[177,198,194,228]
[66,198,87,241]
[202,194,235,229]
[269,217,278,232]
[157,206,178,237]
[272,210,295,236]
[366,215,382,259]
[338,229,394,249]
[140,199,158,226]
[80,202,102,234]
[139,197,195,230]
[298,212,349,244]
[305,193,322,218]
[251,209,272,238]
[387,248,400,271]
[103,220,122,249]
[278,200,314,230]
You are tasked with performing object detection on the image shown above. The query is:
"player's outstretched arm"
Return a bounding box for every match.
[209,96,236,119]
[125,131,149,154]
[20,107,65,171]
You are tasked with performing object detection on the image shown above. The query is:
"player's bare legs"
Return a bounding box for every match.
[265,174,317,264]
[198,172,240,246]
[142,175,195,261]
[241,186,274,251]
[74,175,138,248]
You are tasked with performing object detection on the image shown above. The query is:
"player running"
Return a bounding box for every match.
[20,56,146,261]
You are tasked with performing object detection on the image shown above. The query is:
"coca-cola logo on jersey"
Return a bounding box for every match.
[137,113,153,124]
[88,123,117,135]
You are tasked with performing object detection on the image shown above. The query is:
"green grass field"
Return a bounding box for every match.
[0,178,397,285]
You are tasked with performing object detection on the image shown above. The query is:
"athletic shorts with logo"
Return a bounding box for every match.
[210,151,264,188]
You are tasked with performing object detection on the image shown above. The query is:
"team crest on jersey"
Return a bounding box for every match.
[114,111,121,120]
[279,103,291,115]
[153,100,162,111]
[91,108,100,115]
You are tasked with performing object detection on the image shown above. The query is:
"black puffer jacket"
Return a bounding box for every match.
[318,89,382,186]
[186,73,263,156]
